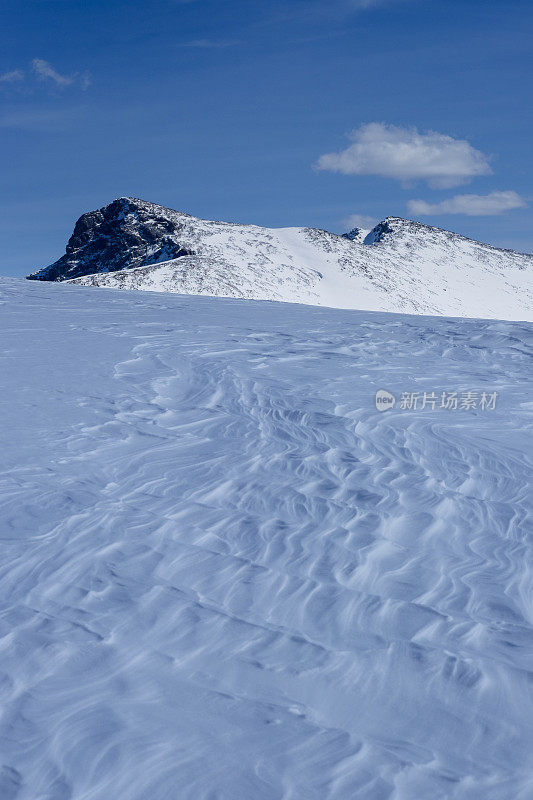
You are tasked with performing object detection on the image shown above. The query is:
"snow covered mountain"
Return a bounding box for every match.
[2,276,532,799]
[27,196,532,320]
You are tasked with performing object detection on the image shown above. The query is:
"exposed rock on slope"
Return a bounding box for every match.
[28,198,195,281]
[28,197,533,320]
[342,226,370,243]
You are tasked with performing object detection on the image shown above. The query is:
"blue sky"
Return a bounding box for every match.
[1,0,531,276]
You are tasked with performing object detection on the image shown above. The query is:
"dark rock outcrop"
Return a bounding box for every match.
[363,220,394,245]
[342,227,365,242]
[28,197,194,282]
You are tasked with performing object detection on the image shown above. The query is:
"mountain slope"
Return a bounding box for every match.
[27,197,533,320]
[1,276,532,799]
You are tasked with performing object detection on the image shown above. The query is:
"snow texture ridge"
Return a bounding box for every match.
[27,198,533,321]
[1,276,532,799]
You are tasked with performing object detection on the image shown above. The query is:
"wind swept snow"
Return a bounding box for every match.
[1,277,532,799]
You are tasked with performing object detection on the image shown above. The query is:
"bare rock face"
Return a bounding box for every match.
[341,227,370,244]
[363,220,394,245]
[28,197,194,281]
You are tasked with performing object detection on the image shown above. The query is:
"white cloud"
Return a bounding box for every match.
[316,123,492,188]
[408,191,527,216]
[0,70,24,83]
[32,58,74,86]
[31,59,91,90]
[342,213,378,230]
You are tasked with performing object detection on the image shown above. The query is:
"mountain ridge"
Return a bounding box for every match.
[27,197,533,321]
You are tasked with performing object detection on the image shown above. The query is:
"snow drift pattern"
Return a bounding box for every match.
[1,278,532,799]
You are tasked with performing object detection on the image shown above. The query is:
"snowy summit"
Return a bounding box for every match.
[27,197,533,321]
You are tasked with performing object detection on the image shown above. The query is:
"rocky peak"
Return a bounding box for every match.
[28,197,194,282]
[363,219,396,245]
[341,227,369,244]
